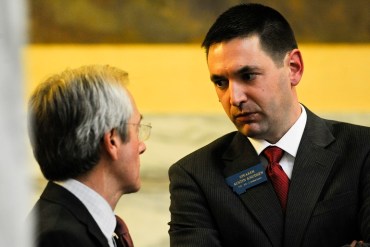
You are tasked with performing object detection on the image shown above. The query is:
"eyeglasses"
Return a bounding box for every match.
[126,123,152,141]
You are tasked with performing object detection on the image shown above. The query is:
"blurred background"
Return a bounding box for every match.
[3,0,370,247]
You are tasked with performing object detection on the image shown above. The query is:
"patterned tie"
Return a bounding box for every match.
[263,146,289,212]
[114,215,134,247]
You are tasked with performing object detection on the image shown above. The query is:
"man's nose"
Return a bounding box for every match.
[229,81,248,107]
[139,142,146,155]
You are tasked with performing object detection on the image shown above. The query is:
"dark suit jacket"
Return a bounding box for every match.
[28,182,110,247]
[169,108,370,247]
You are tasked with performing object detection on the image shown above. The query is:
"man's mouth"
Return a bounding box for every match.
[234,112,258,123]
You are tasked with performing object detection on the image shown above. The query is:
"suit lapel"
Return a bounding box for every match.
[42,182,110,247]
[284,109,337,247]
[222,133,284,246]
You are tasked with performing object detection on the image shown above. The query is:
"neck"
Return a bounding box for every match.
[76,164,122,210]
[267,103,302,144]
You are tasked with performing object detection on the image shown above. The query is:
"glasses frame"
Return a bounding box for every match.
[126,122,152,141]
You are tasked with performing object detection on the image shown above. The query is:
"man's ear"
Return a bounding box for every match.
[288,49,304,86]
[102,129,119,160]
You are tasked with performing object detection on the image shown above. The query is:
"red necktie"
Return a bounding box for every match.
[263,146,289,212]
[114,215,134,247]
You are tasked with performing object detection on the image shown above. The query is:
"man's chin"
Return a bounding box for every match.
[236,124,251,137]
[236,124,263,139]
[124,182,141,194]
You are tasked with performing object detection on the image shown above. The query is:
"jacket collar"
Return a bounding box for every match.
[41,182,110,247]
[222,132,285,246]
[284,107,336,247]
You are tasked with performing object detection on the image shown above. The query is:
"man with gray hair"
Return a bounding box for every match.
[27,64,151,247]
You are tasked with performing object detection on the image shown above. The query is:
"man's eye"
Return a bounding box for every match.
[241,73,257,81]
[213,80,228,89]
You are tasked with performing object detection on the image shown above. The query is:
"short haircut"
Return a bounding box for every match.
[202,3,298,65]
[28,64,133,181]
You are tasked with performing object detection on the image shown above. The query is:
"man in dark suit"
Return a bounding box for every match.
[27,65,152,247]
[168,4,370,247]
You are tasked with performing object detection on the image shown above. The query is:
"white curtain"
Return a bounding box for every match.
[0,0,32,246]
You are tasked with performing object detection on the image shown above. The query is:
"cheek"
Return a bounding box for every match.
[220,98,232,117]
[123,148,140,178]
[216,89,230,106]
[133,142,143,166]
[129,143,141,161]
[121,143,140,165]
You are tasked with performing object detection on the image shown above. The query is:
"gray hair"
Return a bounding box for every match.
[28,64,133,181]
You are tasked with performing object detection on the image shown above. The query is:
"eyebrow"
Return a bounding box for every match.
[210,65,260,81]
[210,74,225,82]
[236,65,259,74]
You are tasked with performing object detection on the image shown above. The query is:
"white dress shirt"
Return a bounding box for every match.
[248,105,307,179]
[61,179,117,247]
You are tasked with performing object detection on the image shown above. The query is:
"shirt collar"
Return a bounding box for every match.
[60,179,116,243]
[249,105,307,156]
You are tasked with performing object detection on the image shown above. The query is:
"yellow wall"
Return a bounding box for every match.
[24,44,370,114]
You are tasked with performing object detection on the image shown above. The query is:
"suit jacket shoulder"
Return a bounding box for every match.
[29,182,109,247]
[326,117,370,144]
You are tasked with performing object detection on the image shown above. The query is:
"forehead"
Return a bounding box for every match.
[207,36,274,71]
[126,89,141,122]
[131,106,141,122]
[209,36,262,54]
[207,36,275,77]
